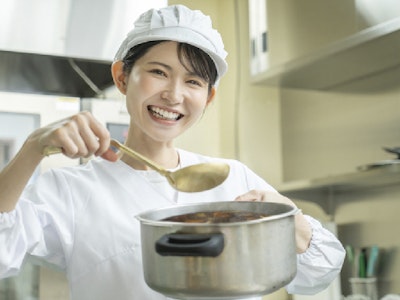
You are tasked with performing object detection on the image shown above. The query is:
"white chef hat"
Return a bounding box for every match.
[114,5,228,84]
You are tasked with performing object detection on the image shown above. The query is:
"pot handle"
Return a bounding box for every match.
[155,233,224,257]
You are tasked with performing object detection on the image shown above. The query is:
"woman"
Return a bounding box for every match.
[0,5,345,300]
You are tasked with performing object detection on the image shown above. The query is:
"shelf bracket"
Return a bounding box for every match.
[281,187,336,217]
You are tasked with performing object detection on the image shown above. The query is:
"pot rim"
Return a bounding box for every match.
[136,201,299,227]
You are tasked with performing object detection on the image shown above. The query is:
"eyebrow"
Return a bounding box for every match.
[147,61,172,70]
[147,61,202,78]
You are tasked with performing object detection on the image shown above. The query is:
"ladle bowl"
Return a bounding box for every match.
[110,140,230,193]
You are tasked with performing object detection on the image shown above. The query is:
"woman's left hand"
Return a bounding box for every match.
[235,189,312,253]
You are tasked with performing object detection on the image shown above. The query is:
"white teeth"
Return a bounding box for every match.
[150,106,180,120]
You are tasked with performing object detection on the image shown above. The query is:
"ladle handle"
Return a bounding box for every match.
[42,146,63,156]
[110,139,168,175]
[42,140,168,176]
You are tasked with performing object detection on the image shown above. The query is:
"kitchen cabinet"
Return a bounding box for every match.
[248,0,269,76]
[277,163,400,215]
[251,17,400,91]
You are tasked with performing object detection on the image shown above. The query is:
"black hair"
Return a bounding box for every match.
[121,41,218,93]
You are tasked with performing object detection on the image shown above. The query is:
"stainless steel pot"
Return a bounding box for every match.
[136,201,298,300]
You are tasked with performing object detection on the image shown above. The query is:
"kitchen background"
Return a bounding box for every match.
[0,0,399,299]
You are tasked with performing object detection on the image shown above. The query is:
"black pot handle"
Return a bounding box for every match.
[155,233,224,257]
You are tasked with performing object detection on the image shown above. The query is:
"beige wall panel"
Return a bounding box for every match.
[280,87,400,181]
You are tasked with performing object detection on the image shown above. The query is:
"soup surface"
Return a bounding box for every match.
[162,210,269,223]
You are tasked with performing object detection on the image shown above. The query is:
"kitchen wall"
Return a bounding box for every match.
[280,89,400,181]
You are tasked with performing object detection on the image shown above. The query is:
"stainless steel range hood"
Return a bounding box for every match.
[0,50,112,97]
[0,0,166,98]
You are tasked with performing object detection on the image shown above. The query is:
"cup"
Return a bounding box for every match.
[349,277,378,300]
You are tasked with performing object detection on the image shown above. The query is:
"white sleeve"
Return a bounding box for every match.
[285,215,345,294]
[0,209,26,278]
[0,170,74,279]
[0,200,63,278]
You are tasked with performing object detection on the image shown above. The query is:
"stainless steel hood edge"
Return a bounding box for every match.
[0,50,113,98]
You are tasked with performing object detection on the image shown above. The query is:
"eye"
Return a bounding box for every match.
[150,69,167,77]
[187,78,206,87]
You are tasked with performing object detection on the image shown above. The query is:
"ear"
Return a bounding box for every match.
[111,61,127,95]
[206,87,216,106]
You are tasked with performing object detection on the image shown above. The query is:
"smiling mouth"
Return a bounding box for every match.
[148,106,183,121]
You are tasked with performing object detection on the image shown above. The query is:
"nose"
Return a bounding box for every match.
[161,80,184,104]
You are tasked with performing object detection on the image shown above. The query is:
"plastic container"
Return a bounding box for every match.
[349,277,378,300]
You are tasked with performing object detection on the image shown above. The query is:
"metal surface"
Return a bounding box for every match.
[251,17,400,92]
[0,0,166,97]
[137,201,298,299]
[278,162,400,215]
[0,50,112,97]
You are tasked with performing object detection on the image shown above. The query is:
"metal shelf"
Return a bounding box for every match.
[277,163,400,214]
[252,17,400,91]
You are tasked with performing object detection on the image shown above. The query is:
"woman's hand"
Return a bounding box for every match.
[235,190,312,253]
[29,111,118,161]
[0,112,118,213]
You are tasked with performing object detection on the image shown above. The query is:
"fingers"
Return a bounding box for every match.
[39,111,112,159]
[73,112,110,157]
[234,190,264,202]
[235,189,297,208]
[101,149,120,162]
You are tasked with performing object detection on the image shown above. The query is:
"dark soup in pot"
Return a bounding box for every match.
[161,210,269,223]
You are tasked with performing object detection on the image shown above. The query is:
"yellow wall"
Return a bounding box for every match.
[172,1,224,158]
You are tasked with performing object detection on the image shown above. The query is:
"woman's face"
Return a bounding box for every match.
[121,41,215,144]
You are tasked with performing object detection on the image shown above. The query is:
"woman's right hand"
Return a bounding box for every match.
[28,111,118,161]
[0,112,119,212]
